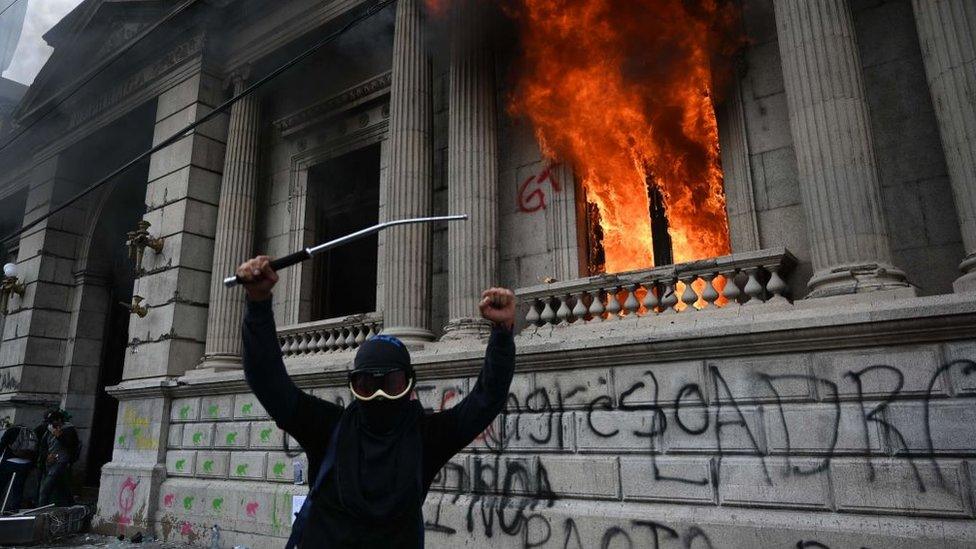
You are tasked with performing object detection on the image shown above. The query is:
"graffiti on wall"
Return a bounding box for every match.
[420,358,976,547]
[518,164,563,213]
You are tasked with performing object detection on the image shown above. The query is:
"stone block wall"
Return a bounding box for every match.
[104,325,976,547]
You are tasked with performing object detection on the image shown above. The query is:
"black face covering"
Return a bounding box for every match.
[334,336,423,521]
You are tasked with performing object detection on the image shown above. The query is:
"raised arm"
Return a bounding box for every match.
[425,288,517,460]
[239,257,341,444]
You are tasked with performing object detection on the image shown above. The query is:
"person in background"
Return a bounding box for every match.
[0,417,36,513]
[37,409,79,507]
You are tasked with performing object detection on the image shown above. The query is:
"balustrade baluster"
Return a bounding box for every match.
[572,291,588,322]
[605,286,622,320]
[721,269,740,306]
[641,282,659,315]
[766,265,788,304]
[588,289,605,322]
[354,326,366,346]
[743,267,763,305]
[525,299,541,327]
[556,294,572,325]
[661,279,678,313]
[679,276,698,312]
[623,284,640,316]
[701,273,719,309]
[540,298,557,326]
[323,330,336,352]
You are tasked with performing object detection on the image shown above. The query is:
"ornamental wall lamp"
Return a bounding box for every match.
[1,263,26,316]
[125,220,164,272]
[121,295,149,318]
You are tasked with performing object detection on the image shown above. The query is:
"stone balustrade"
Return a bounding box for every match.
[277,313,383,357]
[517,248,796,329]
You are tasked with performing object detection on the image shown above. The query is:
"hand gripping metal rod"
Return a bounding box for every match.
[223,214,468,288]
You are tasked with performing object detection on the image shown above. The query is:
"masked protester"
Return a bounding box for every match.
[237,255,516,548]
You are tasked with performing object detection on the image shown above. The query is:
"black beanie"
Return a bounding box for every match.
[354,334,412,373]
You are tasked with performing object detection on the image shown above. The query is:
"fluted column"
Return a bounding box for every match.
[774,0,912,297]
[911,0,976,293]
[199,71,260,369]
[442,0,498,339]
[381,0,435,343]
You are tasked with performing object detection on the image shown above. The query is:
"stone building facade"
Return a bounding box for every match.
[0,0,974,546]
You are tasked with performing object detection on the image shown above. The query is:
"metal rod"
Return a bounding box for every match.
[2,471,14,514]
[223,214,468,287]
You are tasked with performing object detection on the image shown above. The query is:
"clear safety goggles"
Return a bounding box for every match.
[348,369,413,401]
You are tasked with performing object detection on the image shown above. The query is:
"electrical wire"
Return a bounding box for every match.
[0,0,200,153]
[0,0,396,246]
[0,0,23,19]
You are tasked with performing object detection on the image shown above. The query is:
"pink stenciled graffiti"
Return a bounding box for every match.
[163,493,175,508]
[246,501,260,518]
[180,521,194,536]
[117,476,139,532]
[517,163,562,213]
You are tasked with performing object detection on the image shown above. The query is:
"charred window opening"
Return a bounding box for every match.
[309,143,381,320]
[647,179,673,267]
[579,177,679,276]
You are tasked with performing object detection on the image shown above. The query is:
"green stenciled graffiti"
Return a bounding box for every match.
[192,432,204,445]
[175,459,186,471]
[242,403,253,414]
[212,497,223,512]
[207,404,219,417]
[179,405,191,420]
[203,460,214,474]
[117,435,125,446]
[182,496,194,510]
[131,427,141,438]
[225,432,237,445]
[273,462,285,477]
[236,464,248,476]
[260,428,272,443]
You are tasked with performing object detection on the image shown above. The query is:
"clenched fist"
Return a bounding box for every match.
[479,287,516,331]
[236,255,279,302]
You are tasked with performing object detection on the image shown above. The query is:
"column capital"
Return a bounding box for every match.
[224,64,253,91]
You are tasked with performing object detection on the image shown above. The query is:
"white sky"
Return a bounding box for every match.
[3,0,85,85]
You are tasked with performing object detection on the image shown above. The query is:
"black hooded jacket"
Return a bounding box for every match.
[242,298,516,547]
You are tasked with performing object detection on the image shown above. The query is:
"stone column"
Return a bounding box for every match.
[199,71,260,369]
[381,0,435,343]
[443,0,498,339]
[774,0,912,297]
[911,0,976,293]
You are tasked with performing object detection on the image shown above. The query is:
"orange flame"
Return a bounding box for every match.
[427,0,741,273]
[508,0,737,272]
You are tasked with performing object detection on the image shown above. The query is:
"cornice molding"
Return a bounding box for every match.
[273,71,392,137]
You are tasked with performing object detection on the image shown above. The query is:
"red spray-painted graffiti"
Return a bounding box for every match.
[517,164,562,213]
[118,477,139,525]
[246,501,260,518]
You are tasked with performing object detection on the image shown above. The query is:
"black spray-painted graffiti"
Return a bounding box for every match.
[417,358,976,548]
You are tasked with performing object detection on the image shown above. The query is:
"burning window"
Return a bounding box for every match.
[506,0,742,275]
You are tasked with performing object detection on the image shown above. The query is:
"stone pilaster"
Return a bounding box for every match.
[381,0,435,343]
[443,0,498,339]
[911,0,976,293]
[198,72,260,369]
[774,0,912,297]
